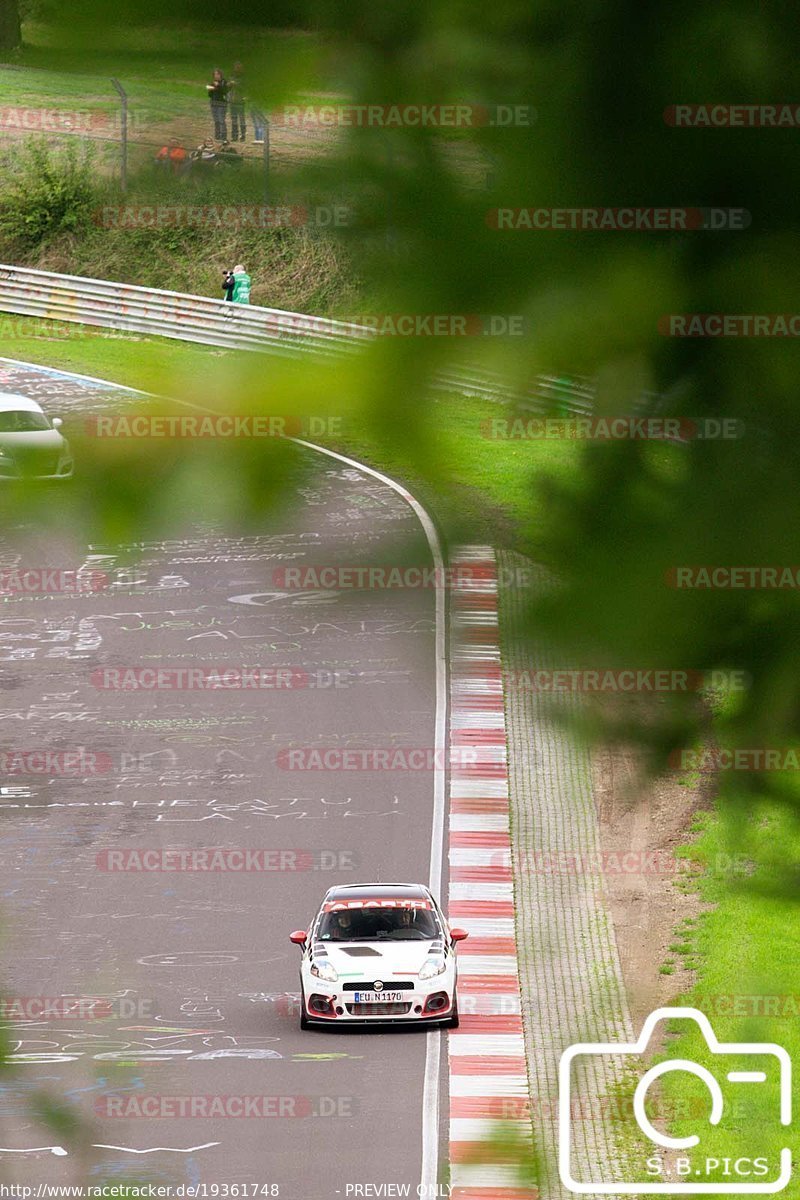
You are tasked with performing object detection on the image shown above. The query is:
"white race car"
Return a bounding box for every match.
[290,882,468,1028]
[0,393,73,480]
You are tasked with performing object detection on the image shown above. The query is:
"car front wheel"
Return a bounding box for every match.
[447,994,459,1029]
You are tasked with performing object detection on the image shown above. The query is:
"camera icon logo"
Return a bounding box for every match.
[559,1007,792,1194]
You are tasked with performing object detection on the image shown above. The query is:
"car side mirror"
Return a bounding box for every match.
[51,417,63,429]
[450,928,469,942]
[289,930,308,946]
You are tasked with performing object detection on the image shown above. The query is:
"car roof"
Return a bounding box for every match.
[324,882,432,901]
[0,393,44,414]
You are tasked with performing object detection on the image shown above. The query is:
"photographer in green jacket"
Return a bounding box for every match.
[231,265,251,304]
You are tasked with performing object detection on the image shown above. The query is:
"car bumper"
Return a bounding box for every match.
[300,980,457,1024]
[0,468,74,482]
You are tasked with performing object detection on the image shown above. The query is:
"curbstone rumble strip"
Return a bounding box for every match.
[447,545,537,1198]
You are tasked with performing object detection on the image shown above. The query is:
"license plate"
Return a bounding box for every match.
[353,991,404,1003]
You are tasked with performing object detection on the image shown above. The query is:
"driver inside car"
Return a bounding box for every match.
[328,910,354,940]
[384,907,432,936]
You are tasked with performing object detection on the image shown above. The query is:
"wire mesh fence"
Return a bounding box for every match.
[0,92,494,189]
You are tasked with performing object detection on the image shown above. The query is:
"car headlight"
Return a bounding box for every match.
[310,959,338,983]
[418,956,446,981]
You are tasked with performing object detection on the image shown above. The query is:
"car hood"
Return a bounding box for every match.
[0,430,68,454]
[318,940,437,976]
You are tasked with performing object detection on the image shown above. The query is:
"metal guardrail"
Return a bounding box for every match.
[0,262,652,416]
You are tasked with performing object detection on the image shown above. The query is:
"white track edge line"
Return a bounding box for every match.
[293,439,447,1197]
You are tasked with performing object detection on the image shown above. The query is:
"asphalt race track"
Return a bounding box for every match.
[0,359,448,1198]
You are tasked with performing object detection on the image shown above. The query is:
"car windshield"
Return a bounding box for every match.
[318,906,439,942]
[0,411,51,433]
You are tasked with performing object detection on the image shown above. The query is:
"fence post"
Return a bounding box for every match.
[264,115,270,205]
[382,133,397,253]
[110,78,128,193]
[252,108,270,203]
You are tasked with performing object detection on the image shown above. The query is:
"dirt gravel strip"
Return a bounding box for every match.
[447,545,537,1200]
[498,549,636,1198]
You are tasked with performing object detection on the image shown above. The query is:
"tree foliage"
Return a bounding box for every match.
[7,0,800,870]
[0,0,21,51]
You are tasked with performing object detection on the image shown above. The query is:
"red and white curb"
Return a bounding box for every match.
[448,547,536,1199]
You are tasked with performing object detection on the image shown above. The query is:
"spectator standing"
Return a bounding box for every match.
[206,68,229,141]
[231,264,252,304]
[228,61,246,142]
[222,270,235,302]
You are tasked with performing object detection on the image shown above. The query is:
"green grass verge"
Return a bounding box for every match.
[649,804,800,1187]
[1,21,323,124]
[0,318,583,556]
[0,318,220,396]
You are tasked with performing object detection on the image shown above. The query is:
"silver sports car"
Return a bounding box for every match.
[0,393,73,480]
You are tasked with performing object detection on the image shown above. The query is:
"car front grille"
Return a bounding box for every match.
[346,1002,413,1017]
[15,451,61,477]
[341,981,415,991]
